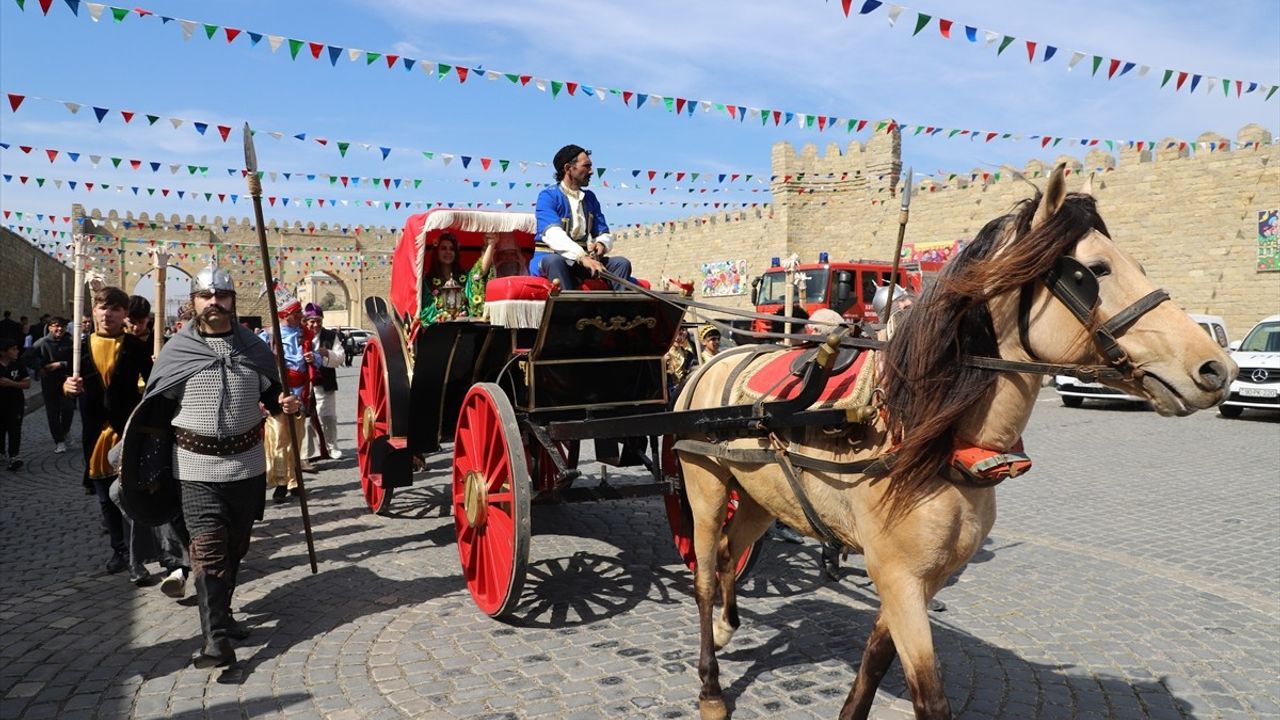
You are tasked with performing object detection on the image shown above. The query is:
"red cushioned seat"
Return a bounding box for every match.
[744,347,869,405]
[485,275,553,329]
[578,277,610,291]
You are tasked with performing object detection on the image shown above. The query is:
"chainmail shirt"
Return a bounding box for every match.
[165,333,270,482]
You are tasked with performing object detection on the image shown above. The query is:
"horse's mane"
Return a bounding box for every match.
[878,191,1108,523]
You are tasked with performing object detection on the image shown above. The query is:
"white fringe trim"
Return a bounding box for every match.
[487,299,546,329]
[413,210,537,248]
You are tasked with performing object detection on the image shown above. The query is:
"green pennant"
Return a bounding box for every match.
[875,121,888,132]
[691,173,699,182]
[551,81,563,98]
[383,201,392,210]
[1053,138,1063,147]
[288,39,304,60]
[146,114,159,125]
[1160,69,1173,88]
[912,13,931,36]
[437,63,451,79]
[1267,85,1278,101]
[499,159,510,172]
[111,7,129,22]
[489,181,497,188]
[413,179,422,189]
[1222,78,1231,96]
[846,119,857,132]
[305,199,313,207]
[1090,55,1103,76]
[187,165,198,175]
[422,151,434,160]
[1105,140,1114,151]
[761,111,769,126]
[14,1,24,11]
[337,142,350,157]
[913,126,924,136]
[949,129,961,137]
[202,23,218,38]
[328,176,337,186]
[595,167,605,178]
[663,96,674,112]
[365,52,381,65]
[372,177,381,185]
[997,35,1015,55]
[714,102,726,112]
[111,157,122,168]
[36,178,44,187]
[1001,133,1011,139]
[147,188,155,196]
[504,73,519,83]
[204,192,212,201]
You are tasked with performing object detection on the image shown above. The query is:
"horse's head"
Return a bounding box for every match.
[999,165,1236,416]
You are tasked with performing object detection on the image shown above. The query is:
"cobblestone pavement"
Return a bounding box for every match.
[1,367,1276,719]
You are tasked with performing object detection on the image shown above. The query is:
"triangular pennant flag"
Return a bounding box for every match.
[6,93,24,112]
[93,106,108,122]
[217,125,231,141]
[193,121,208,135]
[202,23,218,39]
[120,110,134,123]
[268,35,283,53]
[1025,41,1037,62]
[887,5,903,26]
[225,28,241,43]
[85,2,103,21]
[327,45,342,66]
[1090,55,1103,76]
[996,35,1015,55]
[912,13,930,36]
[365,51,381,65]
[248,32,262,46]
[379,147,391,160]
[110,6,127,22]
[1189,74,1202,93]
[1043,46,1057,62]
[1107,58,1121,79]
[287,39,304,60]
[938,18,952,38]
[1160,69,1173,88]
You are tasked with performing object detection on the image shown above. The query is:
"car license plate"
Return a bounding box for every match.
[1239,387,1278,398]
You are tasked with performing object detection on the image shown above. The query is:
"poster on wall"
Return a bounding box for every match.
[1259,210,1279,272]
[700,259,749,297]
[902,238,968,264]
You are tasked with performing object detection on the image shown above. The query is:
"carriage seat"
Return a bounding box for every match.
[743,346,871,406]
[577,277,652,291]
[485,275,554,329]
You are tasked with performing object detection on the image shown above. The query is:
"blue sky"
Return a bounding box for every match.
[2,0,1277,258]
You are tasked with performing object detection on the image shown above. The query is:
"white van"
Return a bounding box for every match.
[1219,314,1280,418]
[1056,313,1230,408]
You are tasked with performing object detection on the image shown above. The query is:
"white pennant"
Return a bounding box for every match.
[1067,51,1085,71]
[700,101,713,113]
[519,161,529,173]
[887,5,903,26]
[180,19,196,41]
[268,131,283,140]
[983,30,999,46]
[422,61,434,76]
[86,3,104,22]
[54,180,63,189]
[597,88,609,102]
[534,79,547,92]
[268,35,284,53]
[486,70,501,81]
[170,117,183,129]
[63,101,81,114]
[348,48,362,62]
[441,154,454,166]
[1137,65,1150,77]
[89,154,101,166]
[268,172,278,182]
[170,164,180,175]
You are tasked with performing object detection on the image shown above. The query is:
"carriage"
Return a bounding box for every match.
[355,208,766,617]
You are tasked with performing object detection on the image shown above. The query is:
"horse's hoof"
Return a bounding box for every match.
[700,698,728,720]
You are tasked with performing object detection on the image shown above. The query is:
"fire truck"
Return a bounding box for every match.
[749,254,942,331]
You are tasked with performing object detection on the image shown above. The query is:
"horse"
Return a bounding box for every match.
[674,164,1236,720]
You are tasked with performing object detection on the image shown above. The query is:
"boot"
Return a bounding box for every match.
[192,574,236,668]
[224,561,250,641]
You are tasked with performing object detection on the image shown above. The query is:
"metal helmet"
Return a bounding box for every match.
[872,282,907,320]
[192,265,235,295]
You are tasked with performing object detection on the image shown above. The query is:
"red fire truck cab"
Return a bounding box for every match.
[750,257,941,331]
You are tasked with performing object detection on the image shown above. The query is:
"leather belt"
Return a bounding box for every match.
[174,425,262,457]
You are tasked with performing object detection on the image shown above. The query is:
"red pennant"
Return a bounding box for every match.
[38,0,53,14]
[1136,141,1145,152]
[650,188,656,195]
[1178,142,1187,152]
[773,110,782,125]
[130,159,141,169]
[268,196,276,206]
[225,28,241,43]
[7,93,26,112]
[1175,71,1189,90]
[939,19,953,38]
[121,110,135,123]
[1,211,8,220]
[1041,136,1052,148]
[133,8,152,17]
[385,54,399,68]
[480,158,492,171]
[85,182,94,191]
[1107,58,1121,79]
[519,75,531,86]
[856,119,868,132]
[622,90,634,105]
[340,177,349,187]
[676,172,685,182]
[217,125,232,142]
[886,121,898,133]
[675,98,686,114]
[566,82,579,95]
[985,132,998,142]
[45,149,58,162]
[726,105,737,118]
[315,138,328,146]
[1025,41,1037,62]
[308,42,324,60]
[817,116,827,131]
[731,174,740,182]
[19,176,28,184]
[456,66,469,83]
[647,170,657,181]
[318,199,326,207]
[217,194,225,202]
[841,0,852,15]
[1236,80,1243,97]
[19,145,32,153]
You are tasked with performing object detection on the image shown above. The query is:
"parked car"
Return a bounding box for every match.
[336,327,372,356]
[1219,314,1280,418]
[1056,313,1230,408]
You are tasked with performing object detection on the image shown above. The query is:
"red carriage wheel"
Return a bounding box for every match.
[356,339,395,515]
[662,435,764,580]
[453,383,532,618]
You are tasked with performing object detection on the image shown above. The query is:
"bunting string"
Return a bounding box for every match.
[834,0,1278,102]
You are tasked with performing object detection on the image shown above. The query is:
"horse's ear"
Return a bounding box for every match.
[1080,172,1095,197]
[1032,163,1068,229]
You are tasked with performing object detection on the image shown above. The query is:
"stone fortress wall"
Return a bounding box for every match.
[618,123,1280,340]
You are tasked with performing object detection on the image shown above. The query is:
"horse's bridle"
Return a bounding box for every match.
[1003,254,1169,383]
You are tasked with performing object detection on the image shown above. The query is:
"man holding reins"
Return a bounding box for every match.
[532,144,632,291]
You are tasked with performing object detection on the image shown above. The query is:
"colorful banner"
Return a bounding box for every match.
[841,0,1277,102]
[700,259,749,297]
[902,238,966,264]
[1259,210,1279,272]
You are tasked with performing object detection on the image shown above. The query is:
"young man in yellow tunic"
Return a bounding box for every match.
[64,286,153,575]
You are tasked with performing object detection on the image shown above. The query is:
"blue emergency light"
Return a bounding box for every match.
[818,252,829,263]
[770,257,781,267]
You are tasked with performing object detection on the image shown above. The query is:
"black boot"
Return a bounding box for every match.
[192,574,236,669]
[224,561,250,641]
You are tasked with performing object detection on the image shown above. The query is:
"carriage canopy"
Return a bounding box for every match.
[388,209,537,322]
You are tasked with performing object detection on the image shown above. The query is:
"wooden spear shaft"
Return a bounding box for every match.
[244,124,319,575]
[884,166,913,318]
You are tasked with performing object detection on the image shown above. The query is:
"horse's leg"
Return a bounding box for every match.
[874,574,950,719]
[713,492,773,650]
[681,455,733,720]
[837,614,897,720]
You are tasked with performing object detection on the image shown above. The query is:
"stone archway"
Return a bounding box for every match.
[132,266,194,329]
[298,270,353,328]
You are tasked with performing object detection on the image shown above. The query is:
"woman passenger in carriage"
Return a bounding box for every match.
[465,233,529,320]
[418,232,469,325]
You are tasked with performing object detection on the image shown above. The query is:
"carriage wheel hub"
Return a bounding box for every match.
[463,471,488,527]
[362,406,376,443]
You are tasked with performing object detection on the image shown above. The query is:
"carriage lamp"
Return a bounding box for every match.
[440,277,464,320]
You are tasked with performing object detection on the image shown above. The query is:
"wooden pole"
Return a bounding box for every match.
[152,245,169,358]
[70,232,86,378]
[884,167,913,319]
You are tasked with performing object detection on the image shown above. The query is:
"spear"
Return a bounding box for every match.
[884,166,913,318]
[70,230,86,378]
[243,123,319,575]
